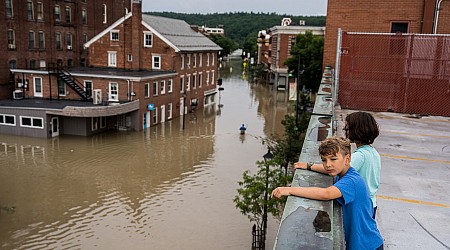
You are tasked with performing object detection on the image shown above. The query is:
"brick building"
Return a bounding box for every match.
[1,0,132,99]
[266,24,325,90]
[323,0,450,67]
[0,0,221,138]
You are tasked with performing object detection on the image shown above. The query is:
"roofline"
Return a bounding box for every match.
[84,12,133,48]
[11,69,49,75]
[141,20,180,53]
[68,72,178,81]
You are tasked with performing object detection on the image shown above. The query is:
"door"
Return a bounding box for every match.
[34,77,43,97]
[180,97,184,116]
[109,82,118,102]
[51,117,59,137]
[160,105,165,123]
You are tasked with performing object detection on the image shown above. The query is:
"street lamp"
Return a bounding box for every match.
[262,148,273,248]
[182,91,187,130]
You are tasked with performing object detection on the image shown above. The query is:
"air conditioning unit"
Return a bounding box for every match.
[93,89,102,104]
[13,90,23,100]
[67,45,72,50]
[8,44,16,49]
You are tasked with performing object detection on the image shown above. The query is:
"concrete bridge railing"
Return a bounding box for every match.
[273,67,345,249]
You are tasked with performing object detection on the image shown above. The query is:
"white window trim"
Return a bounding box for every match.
[0,114,16,126]
[199,53,203,67]
[181,54,185,70]
[152,55,161,70]
[186,74,191,91]
[193,73,197,90]
[20,116,44,129]
[102,4,107,24]
[180,76,185,93]
[167,103,173,119]
[198,72,203,88]
[108,51,117,67]
[160,80,166,95]
[144,83,150,98]
[168,79,173,93]
[144,31,153,47]
[153,81,158,96]
[110,30,119,41]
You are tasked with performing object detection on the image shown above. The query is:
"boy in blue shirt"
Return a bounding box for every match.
[272,137,383,250]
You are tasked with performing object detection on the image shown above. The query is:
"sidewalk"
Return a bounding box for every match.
[337,108,450,249]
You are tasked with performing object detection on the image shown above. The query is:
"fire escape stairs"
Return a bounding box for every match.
[57,70,90,101]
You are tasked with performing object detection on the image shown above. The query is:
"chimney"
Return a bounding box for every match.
[131,0,143,69]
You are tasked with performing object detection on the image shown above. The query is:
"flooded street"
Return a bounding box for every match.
[0,58,291,249]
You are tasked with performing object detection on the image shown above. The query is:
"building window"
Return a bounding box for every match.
[6,0,13,18]
[28,31,35,49]
[180,76,184,92]
[144,83,150,98]
[9,60,16,80]
[57,78,66,96]
[27,1,33,20]
[391,22,409,33]
[160,80,166,95]
[181,55,185,70]
[65,6,71,23]
[212,70,215,85]
[198,73,202,88]
[110,30,119,41]
[56,32,61,49]
[67,59,72,67]
[153,81,158,96]
[38,31,45,49]
[54,5,61,22]
[193,73,197,89]
[29,60,36,69]
[193,54,197,67]
[82,9,87,25]
[102,4,107,24]
[144,32,152,47]
[83,34,88,44]
[168,79,173,93]
[152,108,158,124]
[187,54,191,68]
[37,2,43,20]
[66,33,72,48]
[84,80,92,98]
[109,82,118,101]
[20,116,44,129]
[168,103,172,119]
[186,74,191,91]
[92,117,98,131]
[207,53,210,66]
[128,54,132,62]
[7,29,15,49]
[152,55,161,69]
[206,71,210,86]
[212,53,215,66]
[199,53,202,67]
[0,114,16,126]
[108,51,117,67]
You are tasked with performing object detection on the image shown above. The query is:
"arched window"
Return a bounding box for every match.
[102,4,107,24]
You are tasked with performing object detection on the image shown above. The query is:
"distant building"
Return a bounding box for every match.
[199,25,225,36]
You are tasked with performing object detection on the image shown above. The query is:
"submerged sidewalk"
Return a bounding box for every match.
[338,109,450,249]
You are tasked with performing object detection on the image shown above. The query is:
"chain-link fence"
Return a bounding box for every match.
[338,32,450,117]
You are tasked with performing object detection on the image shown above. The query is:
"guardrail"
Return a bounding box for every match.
[273,67,344,249]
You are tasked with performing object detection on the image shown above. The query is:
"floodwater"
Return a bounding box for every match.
[0,58,291,249]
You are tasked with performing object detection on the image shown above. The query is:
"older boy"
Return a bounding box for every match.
[271,137,383,250]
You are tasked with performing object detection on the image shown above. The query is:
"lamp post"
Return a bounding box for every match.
[262,148,273,248]
[182,91,187,130]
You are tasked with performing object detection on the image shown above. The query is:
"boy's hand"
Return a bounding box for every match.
[271,187,291,199]
[294,162,307,169]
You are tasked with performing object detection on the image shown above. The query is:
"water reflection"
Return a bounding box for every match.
[0,58,291,249]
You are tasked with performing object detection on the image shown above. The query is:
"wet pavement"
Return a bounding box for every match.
[336,108,450,250]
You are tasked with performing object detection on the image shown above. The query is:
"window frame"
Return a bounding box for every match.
[36,2,43,20]
[110,30,119,41]
[152,55,161,69]
[144,32,153,47]
[153,81,158,96]
[0,114,16,126]
[27,1,34,20]
[160,80,166,95]
[6,0,13,18]
[54,5,61,22]
[108,51,117,67]
[168,79,173,93]
[20,116,44,129]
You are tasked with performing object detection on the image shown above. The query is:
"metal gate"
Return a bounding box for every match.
[337,32,450,117]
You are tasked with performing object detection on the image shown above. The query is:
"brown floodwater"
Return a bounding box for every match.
[0,58,291,249]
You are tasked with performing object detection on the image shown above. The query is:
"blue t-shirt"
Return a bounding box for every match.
[351,145,381,207]
[334,167,383,250]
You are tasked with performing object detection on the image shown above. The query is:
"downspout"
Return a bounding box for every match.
[433,0,445,34]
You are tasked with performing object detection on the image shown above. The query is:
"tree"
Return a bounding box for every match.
[208,34,238,57]
[284,31,324,93]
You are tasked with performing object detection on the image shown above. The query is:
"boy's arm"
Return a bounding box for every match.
[294,162,328,174]
[271,186,342,201]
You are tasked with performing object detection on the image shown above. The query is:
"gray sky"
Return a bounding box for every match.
[142,0,328,16]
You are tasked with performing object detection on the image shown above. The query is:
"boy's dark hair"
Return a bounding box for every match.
[319,137,351,157]
[345,112,379,145]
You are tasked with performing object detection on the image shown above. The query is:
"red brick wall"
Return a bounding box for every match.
[323,0,450,68]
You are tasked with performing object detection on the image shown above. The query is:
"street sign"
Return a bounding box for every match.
[147,104,155,111]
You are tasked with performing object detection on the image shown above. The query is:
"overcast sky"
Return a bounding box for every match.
[142,0,328,16]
